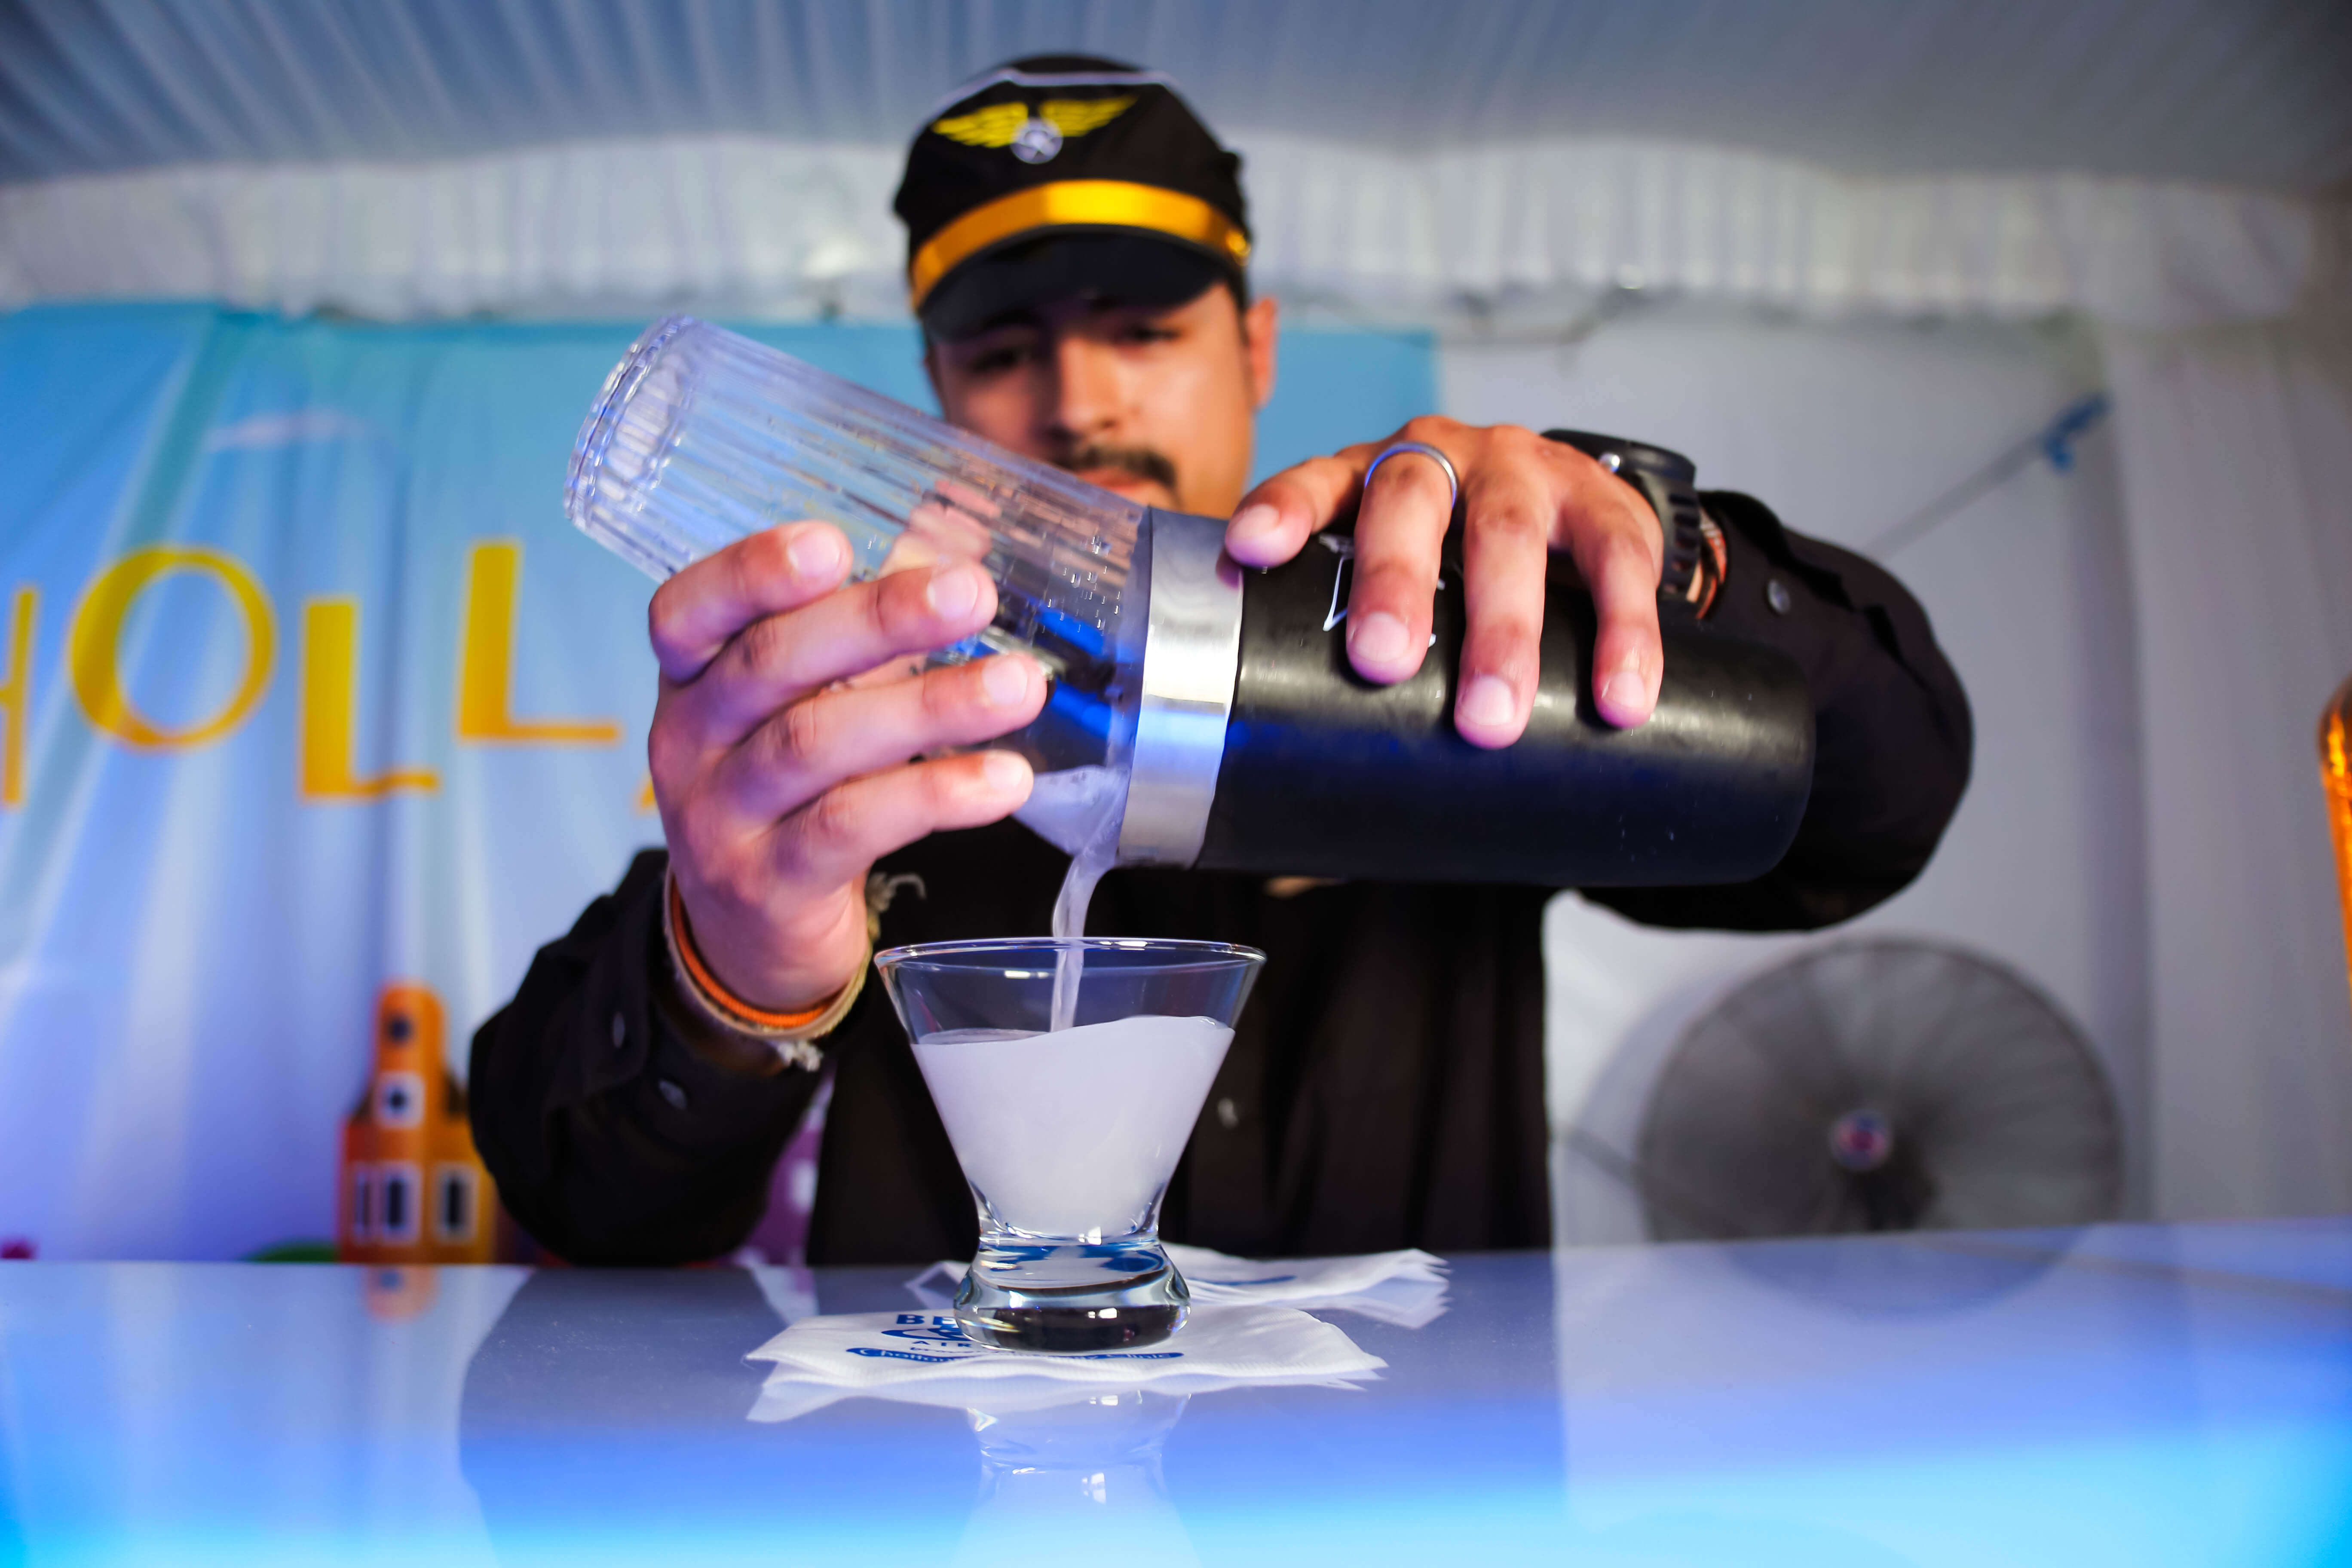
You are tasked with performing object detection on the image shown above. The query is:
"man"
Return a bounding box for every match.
[470,58,1971,1265]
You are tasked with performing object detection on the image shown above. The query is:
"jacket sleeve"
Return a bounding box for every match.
[1581,490,1973,931]
[467,848,858,1264]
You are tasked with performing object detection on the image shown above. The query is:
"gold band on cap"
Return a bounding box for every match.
[908,179,1251,311]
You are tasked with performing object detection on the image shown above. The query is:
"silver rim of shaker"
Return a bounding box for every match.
[1118,508,1244,868]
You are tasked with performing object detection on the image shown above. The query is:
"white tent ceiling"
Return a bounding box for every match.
[0,0,2344,325]
[4,0,2349,189]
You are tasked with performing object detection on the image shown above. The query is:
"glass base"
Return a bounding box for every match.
[956,1238,1190,1354]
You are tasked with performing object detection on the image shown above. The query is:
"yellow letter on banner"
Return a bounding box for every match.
[456,542,621,745]
[2,587,34,807]
[300,599,439,800]
[69,547,276,750]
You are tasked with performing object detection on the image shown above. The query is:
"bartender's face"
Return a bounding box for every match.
[926,279,1280,517]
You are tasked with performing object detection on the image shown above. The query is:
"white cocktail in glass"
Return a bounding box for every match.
[874,937,1264,1353]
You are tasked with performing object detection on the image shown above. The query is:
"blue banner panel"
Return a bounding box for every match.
[0,305,1433,1261]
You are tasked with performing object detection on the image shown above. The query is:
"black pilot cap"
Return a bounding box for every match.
[894,55,1251,341]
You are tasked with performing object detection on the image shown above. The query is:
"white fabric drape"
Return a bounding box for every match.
[1254,139,2318,329]
[2100,309,2352,1220]
[0,138,911,322]
[0,134,2322,328]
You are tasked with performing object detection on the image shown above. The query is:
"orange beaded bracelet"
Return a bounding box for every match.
[662,875,865,1055]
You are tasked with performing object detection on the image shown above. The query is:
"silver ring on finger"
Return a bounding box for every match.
[1362,440,1461,515]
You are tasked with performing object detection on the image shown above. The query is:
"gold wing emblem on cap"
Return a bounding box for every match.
[1040,95,1136,137]
[930,102,1029,147]
[930,95,1136,147]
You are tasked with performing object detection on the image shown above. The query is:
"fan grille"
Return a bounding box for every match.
[1635,940,2122,1242]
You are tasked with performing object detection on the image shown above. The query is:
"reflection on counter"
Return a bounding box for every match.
[742,1298,1391,1564]
[729,1250,1462,1564]
[959,1388,1198,1567]
[455,1257,1460,1564]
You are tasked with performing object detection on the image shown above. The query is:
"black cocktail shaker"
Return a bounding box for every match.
[1126,435,1811,886]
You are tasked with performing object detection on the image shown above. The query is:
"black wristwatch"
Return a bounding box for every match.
[1542,429,1722,617]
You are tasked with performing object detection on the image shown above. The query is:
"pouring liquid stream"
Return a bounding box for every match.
[1022,764,1129,1032]
[1047,846,1111,1033]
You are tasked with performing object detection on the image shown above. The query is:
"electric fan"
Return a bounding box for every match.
[1628,939,2122,1242]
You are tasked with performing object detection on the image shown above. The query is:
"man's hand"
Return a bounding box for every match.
[646,522,1047,1012]
[1223,416,1664,745]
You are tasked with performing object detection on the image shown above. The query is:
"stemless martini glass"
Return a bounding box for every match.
[874,938,1264,1354]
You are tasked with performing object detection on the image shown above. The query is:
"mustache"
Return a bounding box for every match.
[1056,443,1178,492]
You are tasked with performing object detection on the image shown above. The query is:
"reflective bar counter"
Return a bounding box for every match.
[3,1218,2349,1565]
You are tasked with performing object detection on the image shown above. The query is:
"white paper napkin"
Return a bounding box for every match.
[1169,1244,1451,1326]
[745,1302,1383,1423]
[904,1244,1451,1329]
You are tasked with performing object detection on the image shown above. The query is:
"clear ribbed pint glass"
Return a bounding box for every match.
[565,317,1150,840]
[875,937,1264,1354]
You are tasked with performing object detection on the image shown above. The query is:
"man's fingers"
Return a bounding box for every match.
[1455,469,1550,747]
[1225,453,1368,567]
[1345,446,1456,683]
[648,523,852,682]
[771,750,1035,892]
[1575,520,1665,728]
[1248,420,1670,729]
[672,560,998,749]
[711,654,1047,825]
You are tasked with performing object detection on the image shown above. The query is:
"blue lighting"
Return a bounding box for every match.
[0,1221,2347,1564]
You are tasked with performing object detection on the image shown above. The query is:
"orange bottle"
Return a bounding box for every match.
[2324,674,2352,1016]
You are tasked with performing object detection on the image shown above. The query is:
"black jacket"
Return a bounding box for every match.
[470,493,1971,1265]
